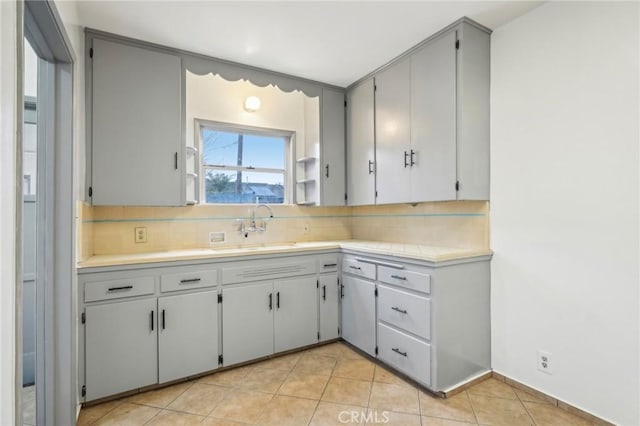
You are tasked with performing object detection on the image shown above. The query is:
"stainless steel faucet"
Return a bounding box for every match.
[251,204,274,231]
[237,202,274,237]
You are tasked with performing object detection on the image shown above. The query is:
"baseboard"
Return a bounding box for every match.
[491,371,614,426]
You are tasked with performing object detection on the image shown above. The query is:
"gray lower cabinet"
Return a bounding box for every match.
[274,277,318,352]
[340,274,376,357]
[222,276,319,365]
[222,281,275,366]
[339,252,490,392]
[319,273,340,342]
[158,291,218,383]
[80,252,342,401]
[85,298,158,401]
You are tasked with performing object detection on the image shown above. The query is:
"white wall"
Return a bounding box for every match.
[186,72,318,203]
[0,0,18,423]
[186,71,317,156]
[491,2,639,425]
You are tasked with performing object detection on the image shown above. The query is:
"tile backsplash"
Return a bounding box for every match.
[78,201,488,258]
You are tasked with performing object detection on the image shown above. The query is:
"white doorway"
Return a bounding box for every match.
[19,1,77,424]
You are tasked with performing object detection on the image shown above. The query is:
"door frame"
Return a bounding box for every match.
[21,1,76,425]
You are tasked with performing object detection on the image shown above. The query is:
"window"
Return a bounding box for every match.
[199,122,292,204]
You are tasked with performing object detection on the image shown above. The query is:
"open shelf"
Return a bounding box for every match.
[296,156,317,163]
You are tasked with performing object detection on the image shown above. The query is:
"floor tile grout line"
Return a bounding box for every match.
[467,389,482,426]
[514,388,538,426]
[83,399,124,426]
[463,390,481,425]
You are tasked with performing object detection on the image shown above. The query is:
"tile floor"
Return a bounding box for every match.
[77,342,597,426]
[23,385,35,426]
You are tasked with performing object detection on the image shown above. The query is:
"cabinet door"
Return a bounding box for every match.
[91,38,182,206]
[158,291,218,383]
[375,58,412,204]
[222,281,274,366]
[319,273,340,342]
[85,298,157,401]
[274,276,318,352]
[321,88,346,206]
[341,275,376,356]
[410,31,457,202]
[346,78,376,206]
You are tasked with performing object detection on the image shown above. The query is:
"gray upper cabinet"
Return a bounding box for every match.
[455,23,490,200]
[345,18,490,206]
[321,88,347,206]
[90,38,183,206]
[410,30,457,202]
[375,58,412,205]
[346,78,376,206]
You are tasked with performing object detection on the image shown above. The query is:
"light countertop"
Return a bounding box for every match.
[77,240,492,269]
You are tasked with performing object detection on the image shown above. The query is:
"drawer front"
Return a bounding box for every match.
[378,322,431,387]
[317,255,339,273]
[342,256,376,280]
[378,285,430,340]
[222,260,317,285]
[378,265,430,294]
[85,276,155,302]
[160,270,218,293]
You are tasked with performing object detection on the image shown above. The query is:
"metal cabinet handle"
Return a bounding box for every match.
[410,150,416,166]
[325,164,330,178]
[322,285,327,301]
[340,284,344,299]
[162,309,166,330]
[180,278,201,284]
[391,306,408,314]
[269,293,273,311]
[349,265,361,270]
[323,263,337,268]
[150,310,154,331]
[390,275,407,281]
[276,292,280,309]
[368,160,375,174]
[392,347,407,357]
[404,151,409,168]
[108,285,133,292]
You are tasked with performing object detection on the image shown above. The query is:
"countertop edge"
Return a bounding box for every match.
[77,242,493,270]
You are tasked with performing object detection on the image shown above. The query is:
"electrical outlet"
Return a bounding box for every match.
[209,231,225,244]
[537,350,552,374]
[303,223,310,234]
[135,227,147,243]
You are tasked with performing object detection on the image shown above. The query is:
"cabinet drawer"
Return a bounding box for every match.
[222,260,317,285]
[318,255,339,273]
[85,276,155,302]
[342,256,376,280]
[378,322,431,387]
[378,285,430,340]
[378,265,430,294]
[161,270,218,293]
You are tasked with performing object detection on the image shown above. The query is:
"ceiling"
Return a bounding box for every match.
[68,1,542,87]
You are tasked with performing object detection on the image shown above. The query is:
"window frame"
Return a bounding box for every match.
[194,119,295,205]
